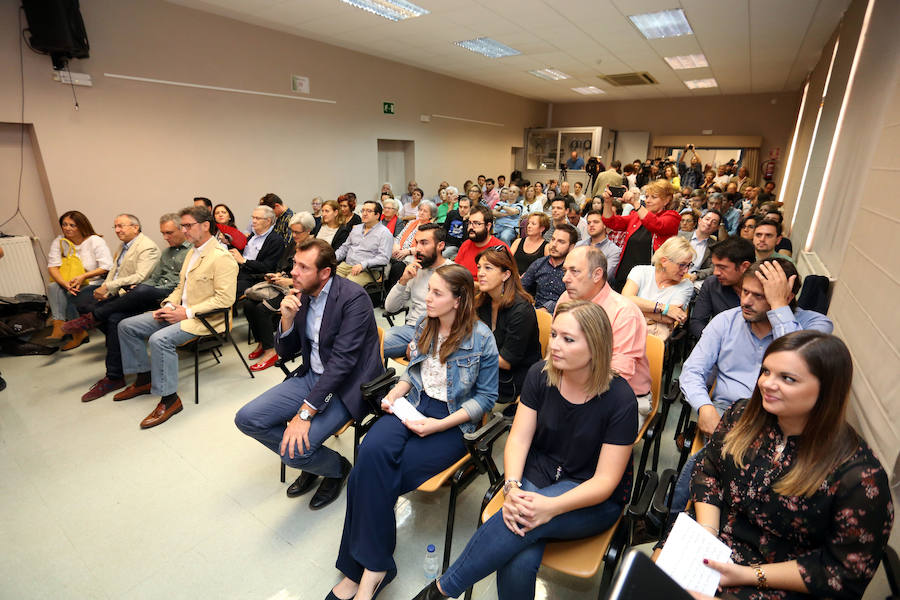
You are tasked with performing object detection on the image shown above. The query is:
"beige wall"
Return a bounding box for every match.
[0,0,546,252]
[550,91,800,190]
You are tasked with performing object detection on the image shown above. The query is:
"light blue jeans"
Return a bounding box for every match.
[494,227,517,245]
[382,324,416,359]
[670,398,732,513]
[439,478,623,600]
[118,312,197,397]
[47,281,98,320]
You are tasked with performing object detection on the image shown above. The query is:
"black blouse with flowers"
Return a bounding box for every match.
[692,400,893,600]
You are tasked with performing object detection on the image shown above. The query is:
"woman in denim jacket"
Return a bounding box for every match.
[329,263,499,600]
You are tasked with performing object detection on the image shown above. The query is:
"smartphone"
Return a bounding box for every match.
[609,185,627,198]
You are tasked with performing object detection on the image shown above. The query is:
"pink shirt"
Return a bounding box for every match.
[557,283,651,396]
[484,188,500,209]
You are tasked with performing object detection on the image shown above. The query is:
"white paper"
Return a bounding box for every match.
[656,512,733,596]
[390,396,425,423]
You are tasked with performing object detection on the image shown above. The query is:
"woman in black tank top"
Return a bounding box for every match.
[510,213,549,275]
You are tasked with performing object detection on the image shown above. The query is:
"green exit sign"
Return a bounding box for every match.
[383,101,395,115]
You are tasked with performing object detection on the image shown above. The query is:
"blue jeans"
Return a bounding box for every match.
[382,324,416,359]
[118,312,197,396]
[439,479,623,600]
[93,285,170,380]
[670,398,731,514]
[48,282,99,320]
[234,371,352,477]
[495,227,517,245]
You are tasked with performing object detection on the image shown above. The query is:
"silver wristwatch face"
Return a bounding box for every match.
[299,408,311,421]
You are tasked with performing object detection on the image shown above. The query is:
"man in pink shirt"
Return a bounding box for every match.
[483,178,500,209]
[557,245,653,418]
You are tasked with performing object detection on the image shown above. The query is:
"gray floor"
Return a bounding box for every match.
[0,317,709,599]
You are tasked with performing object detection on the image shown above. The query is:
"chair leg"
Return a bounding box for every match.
[280,461,286,483]
[227,331,255,378]
[442,482,459,574]
[194,343,200,404]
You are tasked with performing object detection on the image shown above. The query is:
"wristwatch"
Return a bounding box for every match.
[298,407,313,421]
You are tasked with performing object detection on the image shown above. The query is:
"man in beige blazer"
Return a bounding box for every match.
[115,206,238,429]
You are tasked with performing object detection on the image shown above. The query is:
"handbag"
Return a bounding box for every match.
[58,238,86,281]
[244,281,289,312]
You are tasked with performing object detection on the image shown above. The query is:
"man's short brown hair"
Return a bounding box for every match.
[297,237,337,274]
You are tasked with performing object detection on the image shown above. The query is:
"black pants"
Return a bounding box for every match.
[94,284,170,379]
[243,297,280,350]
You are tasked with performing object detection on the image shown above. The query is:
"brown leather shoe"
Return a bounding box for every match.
[113,382,152,401]
[140,397,183,429]
[82,377,126,402]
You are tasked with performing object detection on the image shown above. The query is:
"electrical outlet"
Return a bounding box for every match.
[52,70,93,87]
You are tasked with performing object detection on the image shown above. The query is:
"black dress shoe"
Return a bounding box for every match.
[286,471,319,498]
[309,457,352,510]
[412,580,445,600]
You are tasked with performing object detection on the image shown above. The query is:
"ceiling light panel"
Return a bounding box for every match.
[664,53,708,70]
[684,78,718,89]
[455,37,521,58]
[572,86,605,95]
[528,69,571,81]
[339,0,429,22]
[629,9,693,39]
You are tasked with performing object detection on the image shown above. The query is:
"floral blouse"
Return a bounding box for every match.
[692,400,893,599]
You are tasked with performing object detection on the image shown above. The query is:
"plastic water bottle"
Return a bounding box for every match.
[424,544,439,580]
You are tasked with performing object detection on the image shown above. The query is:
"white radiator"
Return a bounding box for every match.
[0,236,46,296]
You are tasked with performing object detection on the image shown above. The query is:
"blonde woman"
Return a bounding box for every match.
[622,235,695,341]
[311,200,350,251]
[412,301,637,600]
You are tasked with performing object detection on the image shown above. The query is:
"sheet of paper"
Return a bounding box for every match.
[656,512,734,596]
[390,396,425,423]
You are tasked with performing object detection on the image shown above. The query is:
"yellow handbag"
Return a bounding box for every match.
[58,238,86,281]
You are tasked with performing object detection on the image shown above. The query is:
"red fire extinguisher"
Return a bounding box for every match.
[761,147,780,182]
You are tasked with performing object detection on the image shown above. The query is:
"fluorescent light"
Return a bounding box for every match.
[572,86,604,95]
[664,53,708,70]
[684,78,718,89]
[455,37,521,58]
[629,9,693,39]
[339,0,428,21]
[528,69,571,81]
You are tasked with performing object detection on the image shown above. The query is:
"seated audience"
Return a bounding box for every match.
[576,209,622,277]
[557,246,651,413]
[244,212,315,372]
[483,178,499,208]
[382,224,447,359]
[684,209,721,285]
[454,205,507,279]
[65,214,161,350]
[670,331,892,600]
[678,210,698,236]
[753,219,793,262]
[688,237,755,340]
[475,246,541,403]
[757,180,777,203]
[432,181,449,206]
[509,213,549,275]
[521,224,576,313]
[663,164,681,189]
[721,193,742,236]
[764,209,793,257]
[312,199,350,251]
[601,180,680,290]
[566,202,588,240]
[400,186,423,222]
[335,201,394,287]
[733,165,753,192]
[492,186,524,245]
[46,210,114,342]
[389,200,438,289]
[73,214,190,402]
[232,205,285,298]
[212,203,247,251]
[339,193,362,228]
[436,186,459,224]
[521,185,543,216]
[571,180,586,208]
[399,180,416,209]
[380,197,400,235]
[116,206,238,429]
[310,196,323,226]
[412,301,636,600]
[543,197,569,242]
[193,197,213,210]
[737,214,759,241]
[235,238,383,509]
[622,236,696,341]
[441,196,470,259]
[465,185,482,213]
[329,264,498,600]
[258,193,294,245]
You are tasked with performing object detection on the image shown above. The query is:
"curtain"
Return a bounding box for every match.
[650,146,668,160]
[742,147,761,184]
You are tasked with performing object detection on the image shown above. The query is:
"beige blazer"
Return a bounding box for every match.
[105,233,161,295]
[163,240,239,335]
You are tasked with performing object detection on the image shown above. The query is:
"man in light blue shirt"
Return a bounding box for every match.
[576,210,621,277]
[335,201,394,286]
[492,186,524,245]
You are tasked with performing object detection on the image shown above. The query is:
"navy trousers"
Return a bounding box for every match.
[93,285,170,379]
[336,393,467,580]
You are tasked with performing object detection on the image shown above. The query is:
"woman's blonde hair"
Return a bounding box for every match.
[722,331,859,497]
[321,200,344,226]
[543,301,614,396]
[644,179,676,208]
[651,235,695,268]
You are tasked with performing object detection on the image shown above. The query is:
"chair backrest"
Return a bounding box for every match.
[535,308,552,357]
[642,334,665,441]
[377,326,385,363]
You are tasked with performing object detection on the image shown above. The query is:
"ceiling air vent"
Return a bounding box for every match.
[598,72,657,86]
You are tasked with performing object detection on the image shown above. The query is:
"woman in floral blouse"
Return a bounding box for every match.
[685,330,893,600]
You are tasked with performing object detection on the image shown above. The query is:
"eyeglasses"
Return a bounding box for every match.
[180,222,199,229]
[468,220,485,227]
[675,261,692,270]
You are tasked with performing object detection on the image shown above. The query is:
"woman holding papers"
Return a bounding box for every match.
[412,300,638,600]
[328,263,499,600]
[683,331,893,599]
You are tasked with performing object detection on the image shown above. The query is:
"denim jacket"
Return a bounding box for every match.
[401,318,499,433]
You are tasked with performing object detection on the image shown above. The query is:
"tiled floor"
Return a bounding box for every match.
[5,317,887,599]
